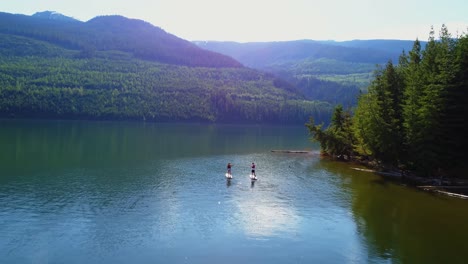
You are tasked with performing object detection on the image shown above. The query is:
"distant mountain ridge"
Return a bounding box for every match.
[32,11,78,22]
[0,12,242,68]
[194,39,426,107]
[319,39,427,55]
[194,39,426,69]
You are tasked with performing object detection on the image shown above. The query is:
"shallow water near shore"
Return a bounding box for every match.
[1,120,467,264]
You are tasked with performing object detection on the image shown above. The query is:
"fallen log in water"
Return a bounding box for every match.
[271,150,311,154]
[351,167,402,177]
[417,186,468,199]
[351,167,376,173]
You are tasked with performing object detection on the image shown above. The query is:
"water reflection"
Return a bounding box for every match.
[236,199,298,238]
[317,160,468,264]
[229,155,305,240]
[0,120,309,177]
[351,176,468,264]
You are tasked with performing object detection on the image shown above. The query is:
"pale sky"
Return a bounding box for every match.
[2,0,467,42]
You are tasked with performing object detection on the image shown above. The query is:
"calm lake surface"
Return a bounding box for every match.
[1,120,467,264]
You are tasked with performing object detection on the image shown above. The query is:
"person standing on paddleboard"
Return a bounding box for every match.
[227,163,233,176]
[251,162,256,177]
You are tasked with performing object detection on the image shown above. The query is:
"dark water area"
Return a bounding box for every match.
[1,120,467,263]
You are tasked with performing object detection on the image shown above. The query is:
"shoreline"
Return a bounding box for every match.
[345,160,468,200]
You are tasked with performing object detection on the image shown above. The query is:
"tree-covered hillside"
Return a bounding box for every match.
[0,12,333,124]
[0,12,241,68]
[194,40,393,68]
[194,40,395,107]
[194,39,428,107]
[321,39,427,56]
[308,26,468,177]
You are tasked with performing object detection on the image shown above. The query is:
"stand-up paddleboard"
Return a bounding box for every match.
[250,174,257,181]
[226,173,233,179]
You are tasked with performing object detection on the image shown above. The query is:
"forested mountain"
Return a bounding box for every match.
[194,39,426,73]
[321,39,427,55]
[194,39,427,107]
[194,40,395,68]
[0,12,333,124]
[0,12,241,68]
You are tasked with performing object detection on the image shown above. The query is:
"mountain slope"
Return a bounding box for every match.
[32,11,79,22]
[0,12,333,124]
[194,39,421,106]
[194,40,395,69]
[321,39,427,55]
[0,12,242,68]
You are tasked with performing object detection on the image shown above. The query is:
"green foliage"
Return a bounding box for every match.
[310,26,468,177]
[273,58,377,75]
[352,61,406,165]
[299,79,359,107]
[445,34,468,171]
[355,26,467,176]
[313,73,373,89]
[351,93,375,156]
[272,72,362,107]
[306,105,355,159]
[0,40,332,124]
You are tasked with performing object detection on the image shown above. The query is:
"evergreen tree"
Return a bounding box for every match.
[352,91,378,157]
[441,33,468,173]
[402,39,424,169]
[307,105,355,160]
[413,25,455,175]
[355,61,405,165]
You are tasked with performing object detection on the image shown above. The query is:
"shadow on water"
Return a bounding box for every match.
[316,158,468,264]
[369,178,391,187]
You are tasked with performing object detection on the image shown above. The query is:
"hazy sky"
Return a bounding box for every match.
[2,0,467,42]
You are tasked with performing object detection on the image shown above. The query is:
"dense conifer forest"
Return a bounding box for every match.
[307,26,468,177]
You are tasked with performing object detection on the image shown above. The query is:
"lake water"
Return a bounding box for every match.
[1,120,467,264]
